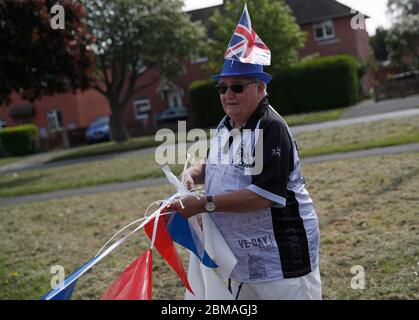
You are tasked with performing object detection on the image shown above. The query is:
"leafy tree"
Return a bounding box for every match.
[0,0,94,105]
[205,0,306,76]
[386,15,419,69]
[85,0,205,141]
[386,0,419,69]
[388,0,419,16]
[370,27,389,61]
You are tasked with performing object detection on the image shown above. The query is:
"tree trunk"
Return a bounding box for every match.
[109,101,130,142]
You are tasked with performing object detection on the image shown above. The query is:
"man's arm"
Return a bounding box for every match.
[181,161,206,189]
[166,189,273,219]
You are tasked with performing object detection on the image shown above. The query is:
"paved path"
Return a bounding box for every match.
[1,143,418,207]
[341,94,419,119]
[291,108,419,134]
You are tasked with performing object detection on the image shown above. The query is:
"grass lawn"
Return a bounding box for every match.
[45,109,345,163]
[283,108,345,127]
[0,115,418,198]
[0,152,417,299]
[0,156,22,167]
[297,114,419,158]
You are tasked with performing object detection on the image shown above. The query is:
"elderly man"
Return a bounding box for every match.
[166,58,322,300]
[167,2,321,300]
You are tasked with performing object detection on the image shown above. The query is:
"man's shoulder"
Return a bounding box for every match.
[258,105,289,132]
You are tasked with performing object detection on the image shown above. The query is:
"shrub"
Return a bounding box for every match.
[0,124,38,156]
[188,55,360,124]
[269,55,360,114]
[188,80,225,129]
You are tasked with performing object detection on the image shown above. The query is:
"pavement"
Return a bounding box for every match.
[340,94,419,119]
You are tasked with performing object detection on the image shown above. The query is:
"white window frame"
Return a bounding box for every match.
[46,109,63,131]
[167,91,182,109]
[133,98,151,120]
[313,20,335,41]
[0,119,6,128]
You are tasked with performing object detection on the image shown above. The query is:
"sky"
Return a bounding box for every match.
[182,0,394,35]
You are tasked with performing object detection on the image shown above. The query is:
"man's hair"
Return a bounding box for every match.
[258,80,268,97]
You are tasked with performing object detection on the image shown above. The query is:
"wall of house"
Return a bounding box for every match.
[298,16,373,94]
[299,16,359,58]
[122,60,209,134]
[74,89,111,128]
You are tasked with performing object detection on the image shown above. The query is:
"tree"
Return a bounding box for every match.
[386,0,419,69]
[386,15,419,69]
[0,0,94,105]
[205,0,306,75]
[85,0,205,142]
[370,27,389,62]
[388,0,419,16]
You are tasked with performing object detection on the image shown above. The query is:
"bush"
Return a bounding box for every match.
[0,124,38,156]
[269,55,360,114]
[188,55,360,124]
[188,80,225,128]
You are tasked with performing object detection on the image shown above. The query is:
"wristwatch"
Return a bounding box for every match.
[205,195,216,212]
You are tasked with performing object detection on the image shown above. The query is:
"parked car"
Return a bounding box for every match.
[156,106,188,124]
[85,116,110,144]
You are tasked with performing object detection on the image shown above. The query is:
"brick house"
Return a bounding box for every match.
[189,0,373,93]
[0,0,373,147]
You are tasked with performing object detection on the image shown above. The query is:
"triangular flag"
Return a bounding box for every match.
[101,249,152,300]
[144,209,193,294]
[167,213,217,268]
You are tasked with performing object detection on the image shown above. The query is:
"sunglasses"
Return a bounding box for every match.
[214,81,258,94]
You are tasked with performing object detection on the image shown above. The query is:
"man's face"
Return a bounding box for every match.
[218,76,265,127]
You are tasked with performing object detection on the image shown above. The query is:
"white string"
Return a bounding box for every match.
[95,198,175,257]
[95,216,147,257]
[181,153,190,186]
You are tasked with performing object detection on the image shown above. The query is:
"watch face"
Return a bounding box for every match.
[205,202,216,212]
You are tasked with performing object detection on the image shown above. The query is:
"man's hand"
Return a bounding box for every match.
[180,171,195,190]
[165,195,205,219]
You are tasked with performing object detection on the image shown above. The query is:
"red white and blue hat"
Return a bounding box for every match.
[211,4,272,84]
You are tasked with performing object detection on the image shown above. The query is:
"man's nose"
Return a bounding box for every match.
[225,86,236,97]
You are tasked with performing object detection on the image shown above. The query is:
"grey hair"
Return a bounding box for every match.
[258,80,268,97]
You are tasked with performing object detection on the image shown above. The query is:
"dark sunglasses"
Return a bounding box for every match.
[214,81,258,94]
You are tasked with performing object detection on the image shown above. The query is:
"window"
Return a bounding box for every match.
[0,119,6,128]
[167,91,182,109]
[314,20,335,40]
[133,98,151,120]
[47,109,63,131]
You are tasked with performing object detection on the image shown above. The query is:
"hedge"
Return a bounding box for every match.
[0,124,38,156]
[188,55,360,125]
[188,79,225,128]
[268,55,360,114]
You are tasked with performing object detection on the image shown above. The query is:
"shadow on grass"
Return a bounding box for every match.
[0,174,47,191]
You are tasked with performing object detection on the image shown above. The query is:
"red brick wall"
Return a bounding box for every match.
[298,16,373,94]
[0,89,110,130]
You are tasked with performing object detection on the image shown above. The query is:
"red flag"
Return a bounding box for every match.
[101,249,152,300]
[144,209,193,294]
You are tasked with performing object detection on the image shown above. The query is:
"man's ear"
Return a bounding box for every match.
[257,81,266,99]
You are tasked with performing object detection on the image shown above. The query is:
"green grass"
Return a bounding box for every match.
[0,152,417,299]
[0,152,183,197]
[283,108,345,127]
[297,115,419,158]
[45,109,345,163]
[0,155,22,167]
[0,115,418,198]
[47,135,168,163]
